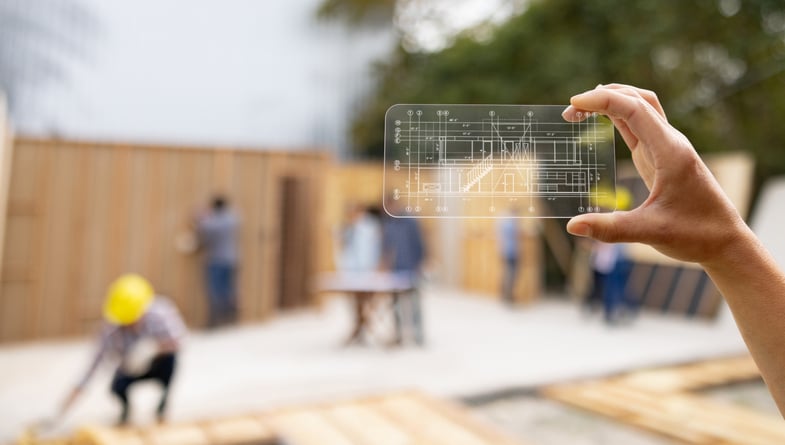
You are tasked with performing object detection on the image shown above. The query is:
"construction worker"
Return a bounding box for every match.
[59,274,187,425]
[583,186,636,323]
[196,194,240,328]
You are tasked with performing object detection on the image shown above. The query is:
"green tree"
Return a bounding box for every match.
[0,0,99,121]
[316,0,395,24]
[323,0,785,186]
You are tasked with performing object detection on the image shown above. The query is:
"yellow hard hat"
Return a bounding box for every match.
[593,186,633,211]
[103,274,154,325]
[615,186,633,211]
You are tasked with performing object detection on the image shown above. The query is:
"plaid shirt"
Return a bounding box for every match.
[77,296,186,388]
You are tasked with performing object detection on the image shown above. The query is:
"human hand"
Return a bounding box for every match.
[562,84,748,265]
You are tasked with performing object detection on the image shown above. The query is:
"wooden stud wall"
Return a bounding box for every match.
[460,218,542,304]
[0,138,331,343]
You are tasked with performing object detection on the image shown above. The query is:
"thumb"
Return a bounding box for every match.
[567,211,635,243]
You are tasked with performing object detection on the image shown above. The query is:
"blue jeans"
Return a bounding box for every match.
[206,262,237,327]
[604,259,635,322]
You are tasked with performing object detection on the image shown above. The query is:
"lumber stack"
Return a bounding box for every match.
[543,355,785,445]
[21,392,528,445]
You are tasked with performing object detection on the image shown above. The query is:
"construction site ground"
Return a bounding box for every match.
[0,286,755,444]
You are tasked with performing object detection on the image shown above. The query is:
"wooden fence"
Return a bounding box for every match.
[2,144,749,343]
[0,137,331,342]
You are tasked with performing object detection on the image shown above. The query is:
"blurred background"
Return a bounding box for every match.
[2,0,785,444]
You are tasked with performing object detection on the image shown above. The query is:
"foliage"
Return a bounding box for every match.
[0,0,99,120]
[329,0,785,185]
[316,0,396,25]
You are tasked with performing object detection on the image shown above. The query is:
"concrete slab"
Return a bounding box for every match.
[0,286,748,442]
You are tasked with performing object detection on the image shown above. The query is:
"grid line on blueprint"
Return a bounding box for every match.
[383,104,616,218]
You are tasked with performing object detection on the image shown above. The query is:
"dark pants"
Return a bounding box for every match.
[586,263,635,323]
[585,270,607,313]
[501,256,519,304]
[604,259,635,322]
[206,262,237,327]
[111,353,176,424]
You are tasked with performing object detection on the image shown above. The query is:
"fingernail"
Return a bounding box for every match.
[596,83,604,88]
[567,222,592,237]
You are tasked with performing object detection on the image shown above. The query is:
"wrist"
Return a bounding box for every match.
[699,221,759,274]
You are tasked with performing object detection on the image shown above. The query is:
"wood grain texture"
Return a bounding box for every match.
[0,138,330,342]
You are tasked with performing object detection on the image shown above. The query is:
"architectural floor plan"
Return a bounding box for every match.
[383,104,616,218]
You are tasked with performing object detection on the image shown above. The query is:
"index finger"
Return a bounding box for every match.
[600,84,667,120]
[566,88,670,150]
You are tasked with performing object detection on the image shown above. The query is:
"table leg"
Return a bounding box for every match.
[345,292,372,345]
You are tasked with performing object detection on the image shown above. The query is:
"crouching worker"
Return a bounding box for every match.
[60,274,187,425]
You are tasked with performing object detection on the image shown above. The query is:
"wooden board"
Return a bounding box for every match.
[26,392,528,445]
[543,355,784,445]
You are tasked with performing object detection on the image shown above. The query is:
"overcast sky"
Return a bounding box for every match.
[14,0,389,154]
[13,0,519,154]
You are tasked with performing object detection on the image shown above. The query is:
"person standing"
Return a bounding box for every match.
[60,274,187,425]
[497,208,520,305]
[337,204,382,273]
[583,187,635,323]
[382,204,426,346]
[336,204,383,344]
[196,195,240,327]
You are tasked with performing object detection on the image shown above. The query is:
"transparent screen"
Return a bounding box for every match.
[383,104,616,218]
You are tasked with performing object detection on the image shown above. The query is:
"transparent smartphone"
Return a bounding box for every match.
[383,104,616,218]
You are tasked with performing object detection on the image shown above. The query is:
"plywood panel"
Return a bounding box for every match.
[27,141,53,340]
[2,140,39,286]
[170,150,211,326]
[323,402,412,445]
[39,144,79,337]
[126,148,151,273]
[156,148,186,300]
[80,146,115,327]
[375,394,490,445]
[0,282,26,340]
[262,156,285,316]
[267,411,356,445]
[1,138,331,342]
[2,215,34,282]
[460,218,542,303]
[211,149,235,193]
[231,151,265,321]
[543,356,783,445]
[62,145,90,335]
[105,145,133,286]
[0,95,13,287]
[141,149,168,290]
[42,391,530,445]
[462,230,502,296]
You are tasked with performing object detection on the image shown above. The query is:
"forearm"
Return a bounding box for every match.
[702,226,785,416]
[75,344,106,390]
[563,83,785,416]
